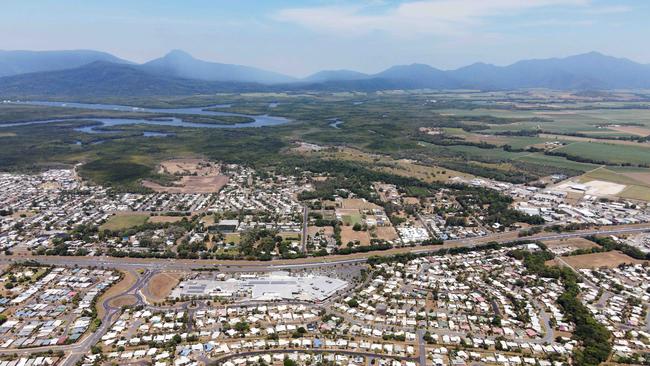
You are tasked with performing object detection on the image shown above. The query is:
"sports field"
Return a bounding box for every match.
[100,213,149,231]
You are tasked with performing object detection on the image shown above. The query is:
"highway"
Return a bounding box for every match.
[0,223,647,364]
[2,224,647,271]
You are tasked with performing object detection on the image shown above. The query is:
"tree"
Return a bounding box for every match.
[284,358,298,366]
[347,298,359,308]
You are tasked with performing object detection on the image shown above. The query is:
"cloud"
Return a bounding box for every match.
[274,0,591,37]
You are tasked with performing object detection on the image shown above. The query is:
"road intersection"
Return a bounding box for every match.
[0,223,647,365]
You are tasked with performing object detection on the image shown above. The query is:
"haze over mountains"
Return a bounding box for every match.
[0,50,130,77]
[1,49,650,97]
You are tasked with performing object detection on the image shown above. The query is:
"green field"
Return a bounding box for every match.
[443,145,529,160]
[100,213,149,231]
[554,142,650,165]
[342,214,362,226]
[619,186,650,201]
[514,153,601,172]
[579,167,650,187]
[576,167,650,201]
[224,233,241,244]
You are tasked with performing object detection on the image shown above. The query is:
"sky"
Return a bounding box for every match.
[1,0,648,77]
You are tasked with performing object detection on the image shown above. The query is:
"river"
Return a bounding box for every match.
[0,101,290,133]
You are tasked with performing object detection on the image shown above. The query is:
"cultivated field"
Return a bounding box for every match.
[555,142,650,165]
[515,153,600,172]
[540,133,650,148]
[608,125,650,136]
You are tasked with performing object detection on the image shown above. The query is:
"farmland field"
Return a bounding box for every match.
[514,153,600,172]
[554,142,650,165]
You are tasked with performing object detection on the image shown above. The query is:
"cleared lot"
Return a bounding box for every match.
[549,251,647,269]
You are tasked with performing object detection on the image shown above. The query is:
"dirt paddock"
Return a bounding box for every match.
[145,272,184,303]
[143,175,228,193]
[549,251,647,269]
[543,237,600,250]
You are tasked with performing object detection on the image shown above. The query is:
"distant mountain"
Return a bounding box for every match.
[303,69,369,82]
[141,50,295,84]
[2,50,650,97]
[292,63,465,90]
[0,50,130,77]
[373,63,464,88]
[0,61,264,98]
[450,52,650,89]
[297,53,650,90]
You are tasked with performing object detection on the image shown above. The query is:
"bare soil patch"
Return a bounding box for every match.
[374,226,399,241]
[340,227,371,246]
[340,198,381,210]
[143,175,228,193]
[143,158,229,193]
[145,272,184,303]
[159,158,208,175]
[550,251,647,269]
[108,295,137,308]
[308,226,334,236]
[292,142,324,153]
[543,238,599,250]
[457,133,509,146]
[148,215,184,224]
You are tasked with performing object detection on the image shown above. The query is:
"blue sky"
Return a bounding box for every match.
[1,0,648,77]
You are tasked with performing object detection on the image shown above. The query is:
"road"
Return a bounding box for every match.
[416,329,427,366]
[2,224,648,272]
[0,268,154,366]
[301,206,308,253]
[208,348,418,364]
[0,223,647,363]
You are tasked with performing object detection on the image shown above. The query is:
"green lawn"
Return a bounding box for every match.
[100,214,149,231]
[342,214,362,226]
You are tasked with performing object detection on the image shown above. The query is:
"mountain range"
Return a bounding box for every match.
[1,49,650,97]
